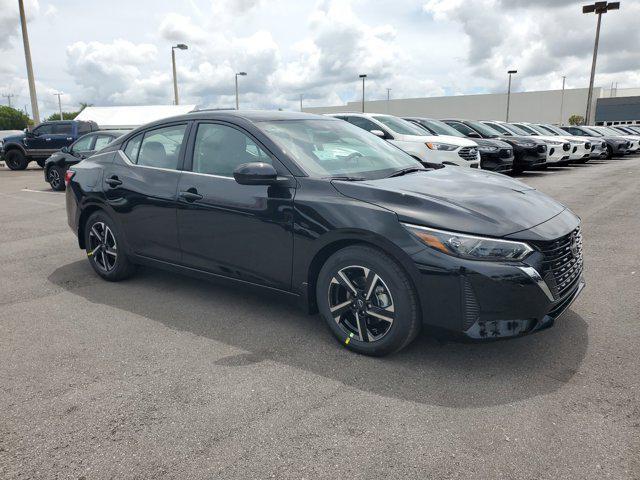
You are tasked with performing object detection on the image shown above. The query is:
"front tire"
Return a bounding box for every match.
[84,211,136,281]
[47,165,66,191]
[316,245,420,356]
[5,150,28,170]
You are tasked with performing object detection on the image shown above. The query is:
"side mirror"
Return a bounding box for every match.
[24,128,34,137]
[467,131,481,138]
[61,146,69,153]
[370,129,386,138]
[233,162,279,186]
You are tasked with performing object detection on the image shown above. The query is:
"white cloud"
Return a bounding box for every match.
[0,0,40,50]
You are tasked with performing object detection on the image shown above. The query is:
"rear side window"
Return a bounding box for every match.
[137,124,187,170]
[123,134,143,163]
[77,122,92,135]
[93,134,115,150]
[52,123,73,135]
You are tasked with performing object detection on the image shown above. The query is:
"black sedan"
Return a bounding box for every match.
[443,119,548,173]
[404,116,514,172]
[44,130,128,191]
[65,111,584,356]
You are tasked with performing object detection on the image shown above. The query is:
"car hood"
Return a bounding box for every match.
[332,167,566,238]
[499,136,546,145]
[1,133,26,143]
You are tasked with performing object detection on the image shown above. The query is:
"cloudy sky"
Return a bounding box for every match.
[1,0,639,117]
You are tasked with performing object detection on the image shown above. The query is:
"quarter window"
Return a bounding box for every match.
[137,124,187,169]
[123,134,143,163]
[191,123,271,177]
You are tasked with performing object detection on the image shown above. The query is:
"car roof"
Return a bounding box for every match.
[187,109,330,122]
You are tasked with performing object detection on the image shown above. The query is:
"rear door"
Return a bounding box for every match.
[103,123,190,262]
[176,121,295,290]
[51,122,74,150]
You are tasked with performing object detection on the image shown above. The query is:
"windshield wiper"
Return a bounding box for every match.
[387,167,426,178]
[330,176,366,181]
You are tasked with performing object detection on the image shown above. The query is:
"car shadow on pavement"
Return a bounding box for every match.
[49,260,589,409]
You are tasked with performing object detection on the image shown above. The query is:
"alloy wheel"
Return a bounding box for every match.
[48,169,61,189]
[327,265,395,342]
[88,221,118,272]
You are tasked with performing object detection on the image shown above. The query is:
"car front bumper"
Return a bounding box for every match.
[479,148,514,172]
[408,211,584,340]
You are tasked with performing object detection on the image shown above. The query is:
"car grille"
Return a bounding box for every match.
[462,278,480,331]
[534,227,584,300]
[458,147,478,162]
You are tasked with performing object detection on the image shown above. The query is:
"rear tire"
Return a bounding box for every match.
[5,150,28,170]
[47,165,66,191]
[316,245,420,356]
[84,211,136,281]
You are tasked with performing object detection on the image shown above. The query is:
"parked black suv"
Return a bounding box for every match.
[0,120,98,170]
[66,110,584,356]
[44,130,128,191]
[404,117,514,172]
[443,119,547,173]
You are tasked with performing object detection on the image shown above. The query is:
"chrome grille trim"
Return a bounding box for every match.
[458,147,479,162]
[533,227,584,299]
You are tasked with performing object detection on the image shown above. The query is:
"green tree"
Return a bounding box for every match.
[568,114,585,126]
[45,111,80,121]
[0,106,31,130]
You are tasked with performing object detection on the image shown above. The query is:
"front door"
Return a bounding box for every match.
[176,121,295,290]
[103,123,189,262]
[24,123,54,156]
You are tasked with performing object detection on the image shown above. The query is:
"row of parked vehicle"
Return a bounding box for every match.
[324,113,640,173]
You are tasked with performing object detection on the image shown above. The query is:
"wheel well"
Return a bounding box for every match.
[305,239,417,315]
[77,205,103,249]
[3,144,26,156]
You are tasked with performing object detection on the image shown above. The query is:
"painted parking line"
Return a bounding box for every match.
[20,189,61,194]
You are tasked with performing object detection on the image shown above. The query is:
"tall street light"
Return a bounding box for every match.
[299,93,303,112]
[359,74,367,113]
[171,43,188,105]
[559,75,566,125]
[18,0,39,123]
[386,88,391,113]
[505,70,517,122]
[583,2,620,125]
[53,92,63,120]
[235,72,247,110]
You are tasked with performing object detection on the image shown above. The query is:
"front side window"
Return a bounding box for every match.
[33,124,54,136]
[137,124,187,169]
[72,134,95,152]
[258,119,421,179]
[192,123,271,177]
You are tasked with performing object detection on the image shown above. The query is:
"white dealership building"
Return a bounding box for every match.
[304,87,640,126]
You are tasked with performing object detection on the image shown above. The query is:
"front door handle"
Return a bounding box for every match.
[45,138,52,141]
[106,176,122,187]
[179,188,203,202]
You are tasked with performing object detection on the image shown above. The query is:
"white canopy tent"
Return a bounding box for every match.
[75,105,197,130]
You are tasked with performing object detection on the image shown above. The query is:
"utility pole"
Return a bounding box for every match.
[386,88,391,113]
[506,70,517,122]
[2,94,15,108]
[583,2,620,125]
[53,93,63,120]
[18,0,39,123]
[359,74,367,113]
[559,76,566,125]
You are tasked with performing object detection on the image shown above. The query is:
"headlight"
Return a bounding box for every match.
[478,145,498,152]
[402,223,533,261]
[425,142,458,151]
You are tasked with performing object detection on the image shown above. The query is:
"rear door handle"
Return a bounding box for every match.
[106,176,122,187]
[179,189,203,202]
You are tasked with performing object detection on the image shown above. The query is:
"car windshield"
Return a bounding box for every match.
[581,127,603,136]
[418,119,465,137]
[503,123,531,136]
[371,116,427,136]
[538,124,566,135]
[514,124,540,135]
[483,122,513,136]
[599,126,626,136]
[258,119,422,179]
[466,120,502,137]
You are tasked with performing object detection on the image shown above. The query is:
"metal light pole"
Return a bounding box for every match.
[235,72,247,110]
[171,44,188,105]
[2,94,14,108]
[53,92,63,120]
[559,75,566,125]
[299,93,303,111]
[359,74,367,113]
[583,1,620,125]
[386,88,391,113]
[18,0,39,123]
[505,70,517,122]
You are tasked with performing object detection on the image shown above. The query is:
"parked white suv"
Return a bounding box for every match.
[326,113,481,168]
[533,123,605,160]
[482,121,569,166]
[513,122,592,162]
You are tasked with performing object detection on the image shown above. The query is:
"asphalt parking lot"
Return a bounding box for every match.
[1,159,639,479]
